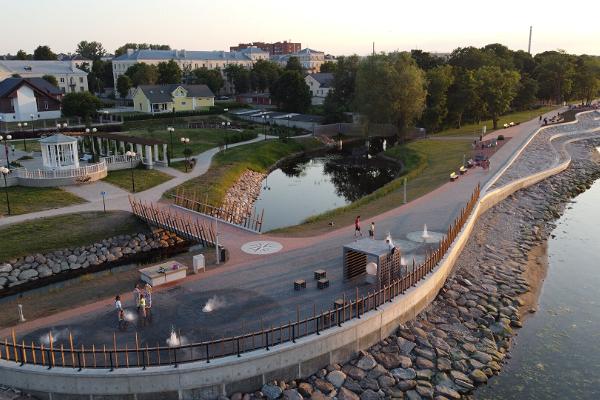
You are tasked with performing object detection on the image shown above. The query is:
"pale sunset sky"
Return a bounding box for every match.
[2,0,598,56]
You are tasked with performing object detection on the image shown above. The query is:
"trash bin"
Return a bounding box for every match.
[192,254,205,274]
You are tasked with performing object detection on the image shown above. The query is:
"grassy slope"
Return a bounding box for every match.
[0,211,148,261]
[167,137,322,205]
[102,168,173,193]
[0,186,85,217]
[436,106,558,137]
[274,139,472,236]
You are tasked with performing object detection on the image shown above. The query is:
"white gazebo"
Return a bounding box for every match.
[40,134,80,170]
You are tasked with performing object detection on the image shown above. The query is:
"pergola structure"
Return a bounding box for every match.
[40,134,79,170]
[342,238,403,288]
[80,132,168,168]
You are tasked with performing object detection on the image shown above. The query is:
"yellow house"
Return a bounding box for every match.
[132,84,215,114]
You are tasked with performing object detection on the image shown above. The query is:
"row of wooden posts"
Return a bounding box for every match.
[173,188,264,233]
[128,196,216,248]
[1,185,481,369]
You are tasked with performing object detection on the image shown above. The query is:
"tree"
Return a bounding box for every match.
[512,74,539,110]
[33,45,57,60]
[475,66,521,129]
[117,75,132,99]
[354,52,427,135]
[410,50,444,71]
[251,60,282,92]
[224,64,251,94]
[448,47,493,70]
[76,41,106,61]
[125,63,159,86]
[573,55,600,105]
[190,67,224,94]
[62,92,102,121]
[322,55,360,123]
[41,75,58,87]
[319,61,337,73]
[422,65,454,132]
[114,43,171,57]
[271,71,311,113]
[157,60,182,84]
[534,51,576,103]
[15,50,30,60]
[92,60,114,91]
[285,57,303,73]
[446,68,481,128]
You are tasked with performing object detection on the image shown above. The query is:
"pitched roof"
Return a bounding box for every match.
[137,84,214,103]
[114,49,268,62]
[39,134,77,144]
[308,73,334,87]
[0,60,87,76]
[0,77,62,98]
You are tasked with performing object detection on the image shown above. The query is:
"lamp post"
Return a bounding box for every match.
[28,114,35,151]
[125,151,136,193]
[180,137,190,172]
[0,167,10,215]
[0,135,12,167]
[167,127,175,162]
[262,115,270,140]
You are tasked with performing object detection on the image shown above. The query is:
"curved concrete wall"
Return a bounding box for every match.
[1,115,599,400]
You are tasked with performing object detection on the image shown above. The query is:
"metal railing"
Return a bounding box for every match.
[2,184,480,369]
[12,161,107,179]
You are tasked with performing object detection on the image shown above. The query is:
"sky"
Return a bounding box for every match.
[1,0,598,56]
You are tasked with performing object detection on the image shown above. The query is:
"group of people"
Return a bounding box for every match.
[354,216,376,240]
[114,283,153,328]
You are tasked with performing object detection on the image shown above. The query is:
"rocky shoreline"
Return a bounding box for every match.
[0,229,185,293]
[227,139,600,400]
[221,170,266,225]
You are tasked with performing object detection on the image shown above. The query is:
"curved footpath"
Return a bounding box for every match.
[1,110,600,400]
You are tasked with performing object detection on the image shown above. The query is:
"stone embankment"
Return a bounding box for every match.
[221,170,266,224]
[0,229,184,292]
[225,140,600,400]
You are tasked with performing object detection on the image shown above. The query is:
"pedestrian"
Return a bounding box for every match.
[139,295,147,319]
[369,222,375,239]
[115,295,125,328]
[144,283,153,311]
[354,216,362,237]
[539,115,542,122]
[133,284,141,312]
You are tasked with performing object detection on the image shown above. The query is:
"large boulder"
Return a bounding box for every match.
[327,370,347,388]
[261,384,283,400]
[18,269,38,281]
[0,264,12,273]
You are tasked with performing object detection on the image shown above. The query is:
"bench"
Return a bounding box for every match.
[294,279,306,290]
[450,172,458,181]
[459,166,467,175]
[317,278,330,289]
[314,269,327,280]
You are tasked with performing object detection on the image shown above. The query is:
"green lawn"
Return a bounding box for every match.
[122,115,222,131]
[167,137,322,205]
[0,186,85,217]
[126,128,258,159]
[0,211,148,262]
[275,138,472,236]
[8,139,41,153]
[102,167,173,193]
[436,106,558,137]
[169,160,194,173]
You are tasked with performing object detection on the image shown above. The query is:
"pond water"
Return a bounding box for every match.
[476,178,600,399]
[254,138,400,231]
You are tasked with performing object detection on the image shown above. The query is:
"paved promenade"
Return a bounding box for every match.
[7,107,598,350]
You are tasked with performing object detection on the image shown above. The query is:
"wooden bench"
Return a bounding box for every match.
[314,269,327,280]
[459,166,467,175]
[294,279,306,290]
[450,172,458,181]
[317,278,330,289]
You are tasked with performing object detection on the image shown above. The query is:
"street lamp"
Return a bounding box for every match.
[28,114,35,152]
[262,115,270,140]
[167,127,175,162]
[0,135,12,167]
[125,151,136,193]
[180,137,190,172]
[0,167,10,215]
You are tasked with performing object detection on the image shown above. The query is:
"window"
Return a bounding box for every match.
[61,87,66,93]
[60,77,65,83]
[44,101,48,110]
[79,77,83,83]
[80,86,85,92]
[139,103,142,110]
[181,102,186,105]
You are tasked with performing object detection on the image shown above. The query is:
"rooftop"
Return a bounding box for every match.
[137,84,214,103]
[39,134,77,144]
[0,77,63,98]
[114,48,268,62]
[308,72,334,87]
[0,60,88,76]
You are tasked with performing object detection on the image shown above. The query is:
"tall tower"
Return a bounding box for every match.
[528,26,533,54]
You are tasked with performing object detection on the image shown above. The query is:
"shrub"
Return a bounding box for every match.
[497,134,505,140]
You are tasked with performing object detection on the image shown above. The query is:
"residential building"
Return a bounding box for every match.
[112,48,269,90]
[132,84,214,114]
[0,77,62,122]
[0,60,88,93]
[235,92,273,106]
[271,48,332,73]
[305,73,334,105]
[230,41,301,56]
[57,54,92,70]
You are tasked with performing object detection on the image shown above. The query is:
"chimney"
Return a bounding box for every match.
[179,49,186,58]
[126,48,134,56]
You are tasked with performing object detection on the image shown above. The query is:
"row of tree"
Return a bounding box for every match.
[323,44,600,132]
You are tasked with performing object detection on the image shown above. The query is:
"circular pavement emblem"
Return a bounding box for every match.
[241,240,283,255]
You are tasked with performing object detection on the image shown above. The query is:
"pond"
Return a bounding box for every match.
[476,178,600,399]
[254,137,400,231]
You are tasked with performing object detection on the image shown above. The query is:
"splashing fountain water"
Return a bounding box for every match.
[166,326,180,347]
[202,296,227,313]
[422,224,431,241]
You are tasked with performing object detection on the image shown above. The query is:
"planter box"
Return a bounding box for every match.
[139,261,187,286]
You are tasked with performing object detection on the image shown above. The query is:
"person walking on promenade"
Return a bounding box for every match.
[354,216,362,238]
[133,284,141,312]
[369,222,375,239]
[115,295,126,329]
[144,283,153,314]
[139,295,147,319]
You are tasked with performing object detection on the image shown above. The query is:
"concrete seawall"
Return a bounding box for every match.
[1,113,598,400]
